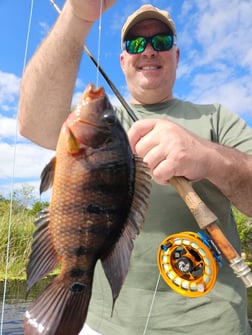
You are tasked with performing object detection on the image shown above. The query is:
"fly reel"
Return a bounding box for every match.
[157,231,222,297]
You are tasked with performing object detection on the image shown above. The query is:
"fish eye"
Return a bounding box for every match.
[103,111,116,125]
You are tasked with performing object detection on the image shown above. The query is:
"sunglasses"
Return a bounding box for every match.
[124,33,176,54]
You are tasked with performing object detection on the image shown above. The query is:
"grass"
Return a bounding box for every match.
[0,211,35,280]
[0,210,61,281]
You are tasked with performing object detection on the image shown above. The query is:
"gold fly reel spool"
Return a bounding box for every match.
[157,232,220,297]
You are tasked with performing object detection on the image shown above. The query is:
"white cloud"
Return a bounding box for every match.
[179,0,252,68]
[180,1,194,18]
[71,91,83,108]
[39,21,50,36]
[0,140,54,200]
[0,142,54,181]
[0,70,20,107]
[176,61,193,79]
[242,47,252,73]
[176,0,252,118]
[0,115,18,139]
[189,73,252,113]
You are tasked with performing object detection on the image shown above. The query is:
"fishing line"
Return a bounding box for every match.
[142,273,161,335]
[49,0,138,122]
[0,0,34,334]
[96,1,103,87]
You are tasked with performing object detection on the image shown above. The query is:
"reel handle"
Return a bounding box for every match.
[170,176,252,288]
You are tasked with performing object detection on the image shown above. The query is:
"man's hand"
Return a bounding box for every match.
[68,0,117,23]
[128,118,212,184]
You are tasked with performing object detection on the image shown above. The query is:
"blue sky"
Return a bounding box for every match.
[0,0,252,201]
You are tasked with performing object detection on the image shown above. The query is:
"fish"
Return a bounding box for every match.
[24,84,152,335]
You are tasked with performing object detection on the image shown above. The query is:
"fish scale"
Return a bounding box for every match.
[24,84,152,335]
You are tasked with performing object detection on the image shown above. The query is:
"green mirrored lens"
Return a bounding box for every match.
[126,37,146,54]
[152,35,173,51]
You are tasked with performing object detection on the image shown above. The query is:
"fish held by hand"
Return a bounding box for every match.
[24,84,152,335]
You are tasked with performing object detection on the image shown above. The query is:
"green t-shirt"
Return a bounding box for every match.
[86,99,252,335]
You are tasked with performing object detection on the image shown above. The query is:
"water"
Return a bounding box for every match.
[0,279,51,335]
[1,281,252,334]
[1,301,27,335]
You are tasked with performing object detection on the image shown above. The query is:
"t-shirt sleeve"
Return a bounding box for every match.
[211,103,252,154]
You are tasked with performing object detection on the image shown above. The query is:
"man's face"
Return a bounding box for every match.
[120,19,180,104]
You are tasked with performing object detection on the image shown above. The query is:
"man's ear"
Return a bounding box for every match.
[120,52,126,74]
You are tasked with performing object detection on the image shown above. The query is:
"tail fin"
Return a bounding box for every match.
[24,278,92,335]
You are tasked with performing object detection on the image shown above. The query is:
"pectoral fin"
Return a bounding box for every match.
[40,157,56,194]
[63,124,81,154]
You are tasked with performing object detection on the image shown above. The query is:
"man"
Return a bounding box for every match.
[18,1,252,334]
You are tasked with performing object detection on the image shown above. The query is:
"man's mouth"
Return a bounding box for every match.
[139,65,161,70]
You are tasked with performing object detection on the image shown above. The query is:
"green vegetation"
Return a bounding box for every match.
[233,207,252,264]
[0,184,252,280]
[0,184,49,280]
[0,211,35,280]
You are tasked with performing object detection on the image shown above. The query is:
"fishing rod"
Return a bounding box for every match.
[49,0,252,295]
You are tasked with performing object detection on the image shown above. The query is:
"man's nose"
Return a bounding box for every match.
[142,41,157,55]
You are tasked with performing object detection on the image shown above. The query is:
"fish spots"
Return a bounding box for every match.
[82,181,121,195]
[85,204,117,215]
[86,204,105,214]
[69,268,93,278]
[69,268,87,278]
[74,246,89,256]
[69,281,86,294]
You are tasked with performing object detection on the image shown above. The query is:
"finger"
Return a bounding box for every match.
[152,158,175,185]
[128,119,156,153]
[134,129,160,158]
[142,144,167,172]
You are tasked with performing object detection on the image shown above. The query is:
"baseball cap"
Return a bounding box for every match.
[121,4,176,43]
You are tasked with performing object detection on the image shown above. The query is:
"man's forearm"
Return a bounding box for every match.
[18,2,93,149]
[207,143,252,217]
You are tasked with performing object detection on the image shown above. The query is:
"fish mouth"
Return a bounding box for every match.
[78,119,104,130]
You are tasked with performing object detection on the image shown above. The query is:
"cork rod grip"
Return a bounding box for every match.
[169,176,238,260]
